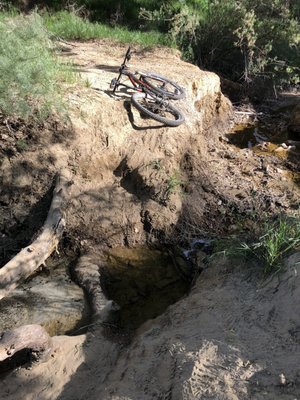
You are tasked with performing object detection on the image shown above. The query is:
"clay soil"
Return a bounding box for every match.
[0,40,300,400]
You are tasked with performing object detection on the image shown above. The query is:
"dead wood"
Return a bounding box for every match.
[0,169,72,300]
[0,324,52,363]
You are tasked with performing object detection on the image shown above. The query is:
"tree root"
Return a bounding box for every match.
[74,255,120,319]
[0,169,72,300]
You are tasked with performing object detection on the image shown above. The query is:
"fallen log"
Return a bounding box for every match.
[0,324,52,363]
[0,169,72,300]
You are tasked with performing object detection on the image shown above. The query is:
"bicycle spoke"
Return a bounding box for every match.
[141,73,185,100]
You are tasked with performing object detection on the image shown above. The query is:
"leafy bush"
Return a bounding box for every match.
[0,13,73,119]
[140,3,200,61]
[139,0,300,89]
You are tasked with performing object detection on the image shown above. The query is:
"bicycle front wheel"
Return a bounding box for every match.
[131,93,185,127]
[141,73,185,100]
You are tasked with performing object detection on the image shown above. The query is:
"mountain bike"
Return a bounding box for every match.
[110,46,185,127]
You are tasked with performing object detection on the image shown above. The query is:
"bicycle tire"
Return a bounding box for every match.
[141,73,185,100]
[131,93,185,127]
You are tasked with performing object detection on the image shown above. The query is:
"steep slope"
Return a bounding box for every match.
[0,40,300,400]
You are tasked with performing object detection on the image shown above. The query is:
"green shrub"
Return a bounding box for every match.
[0,12,73,120]
[194,0,300,88]
[139,0,300,89]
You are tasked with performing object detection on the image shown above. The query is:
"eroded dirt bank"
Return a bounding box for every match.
[0,40,300,400]
[1,41,299,258]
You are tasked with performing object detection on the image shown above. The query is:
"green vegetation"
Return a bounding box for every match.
[0,12,74,120]
[4,0,300,91]
[166,174,183,196]
[0,6,168,120]
[16,139,29,152]
[138,0,300,89]
[43,11,170,46]
[209,211,300,276]
[239,217,300,275]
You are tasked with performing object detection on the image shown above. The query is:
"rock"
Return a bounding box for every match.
[278,373,287,386]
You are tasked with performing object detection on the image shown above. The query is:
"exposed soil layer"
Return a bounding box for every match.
[1,41,299,261]
[0,40,300,400]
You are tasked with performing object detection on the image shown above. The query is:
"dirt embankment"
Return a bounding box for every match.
[0,41,234,261]
[1,41,299,259]
[0,41,300,400]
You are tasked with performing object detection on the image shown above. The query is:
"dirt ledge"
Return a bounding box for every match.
[0,41,234,260]
[1,41,300,400]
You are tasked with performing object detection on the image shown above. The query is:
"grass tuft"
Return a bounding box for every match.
[238,217,300,275]
[0,12,74,120]
[166,174,183,196]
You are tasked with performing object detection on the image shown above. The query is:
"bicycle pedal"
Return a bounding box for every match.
[110,78,117,89]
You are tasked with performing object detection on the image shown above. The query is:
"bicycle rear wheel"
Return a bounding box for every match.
[131,93,185,127]
[141,73,185,100]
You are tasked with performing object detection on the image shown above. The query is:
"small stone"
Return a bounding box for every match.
[279,373,287,386]
[243,360,251,367]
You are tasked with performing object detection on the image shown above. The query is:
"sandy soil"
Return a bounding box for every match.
[1,252,300,400]
[0,40,300,400]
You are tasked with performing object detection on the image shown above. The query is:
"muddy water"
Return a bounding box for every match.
[0,246,191,338]
[100,246,191,330]
[226,124,270,148]
[226,121,290,148]
[226,121,300,188]
[0,257,90,337]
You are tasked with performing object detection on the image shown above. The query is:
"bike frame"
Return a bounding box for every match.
[112,47,156,96]
[110,47,185,127]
